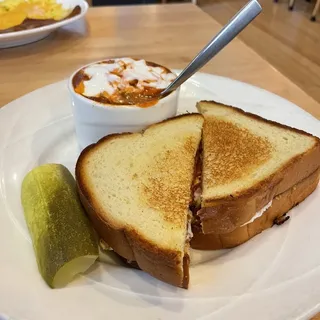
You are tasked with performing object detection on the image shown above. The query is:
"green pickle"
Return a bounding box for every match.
[21,164,99,288]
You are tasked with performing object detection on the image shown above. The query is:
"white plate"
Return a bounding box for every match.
[0,72,320,320]
[0,0,88,48]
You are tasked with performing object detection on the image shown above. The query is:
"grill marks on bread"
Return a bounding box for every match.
[142,136,199,226]
[203,118,272,187]
[198,101,319,202]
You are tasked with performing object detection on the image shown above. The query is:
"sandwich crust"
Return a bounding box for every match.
[191,168,320,250]
[76,114,203,288]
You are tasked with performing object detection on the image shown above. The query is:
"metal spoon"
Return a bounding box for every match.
[160,0,262,97]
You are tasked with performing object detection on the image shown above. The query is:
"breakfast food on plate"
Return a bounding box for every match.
[190,101,320,250]
[0,0,81,33]
[69,58,179,150]
[76,114,204,288]
[72,58,176,107]
[21,164,99,288]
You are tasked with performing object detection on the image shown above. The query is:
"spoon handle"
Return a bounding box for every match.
[161,0,262,96]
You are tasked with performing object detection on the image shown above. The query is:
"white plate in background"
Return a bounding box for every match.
[0,0,88,48]
[0,72,319,320]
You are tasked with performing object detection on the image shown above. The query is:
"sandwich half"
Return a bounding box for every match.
[76,114,203,288]
[191,101,320,250]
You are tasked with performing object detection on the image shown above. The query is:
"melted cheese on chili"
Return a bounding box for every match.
[72,58,176,107]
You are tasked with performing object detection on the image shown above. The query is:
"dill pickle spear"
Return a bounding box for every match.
[21,164,98,288]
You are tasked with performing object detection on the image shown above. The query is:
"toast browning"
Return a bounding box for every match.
[195,101,320,235]
[76,114,203,288]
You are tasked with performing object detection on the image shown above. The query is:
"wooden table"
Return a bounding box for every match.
[0,3,320,120]
[0,3,319,318]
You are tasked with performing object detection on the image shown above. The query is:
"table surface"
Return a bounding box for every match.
[0,3,320,120]
[0,3,319,319]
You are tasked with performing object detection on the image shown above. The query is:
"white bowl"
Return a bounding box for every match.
[0,0,88,48]
[68,64,179,150]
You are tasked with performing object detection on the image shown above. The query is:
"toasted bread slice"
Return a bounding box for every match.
[76,114,203,288]
[195,101,320,235]
[191,168,320,249]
